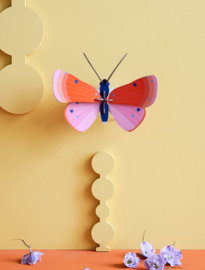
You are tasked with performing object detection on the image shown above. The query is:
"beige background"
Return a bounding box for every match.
[0,0,205,249]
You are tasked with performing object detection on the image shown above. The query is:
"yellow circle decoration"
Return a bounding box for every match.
[0,0,45,114]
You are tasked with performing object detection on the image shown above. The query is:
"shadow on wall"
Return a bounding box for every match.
[0,102,75,157]
[0,2,12,69]
[0,0,11,13]
[0,50,11,71]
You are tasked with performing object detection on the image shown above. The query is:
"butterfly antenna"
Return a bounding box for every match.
[83,53,102,81]
[107,53,128,82]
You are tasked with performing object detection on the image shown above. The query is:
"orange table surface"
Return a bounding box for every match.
[0,250,204,270]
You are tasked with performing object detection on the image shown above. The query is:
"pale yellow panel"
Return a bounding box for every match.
[0,0,44,114]
[91,152,115,251]
[0,0,205,250]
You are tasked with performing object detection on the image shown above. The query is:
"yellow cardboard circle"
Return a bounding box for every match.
[96,204,110,219]
[92,178,114,201]
[91,222,114,247]
[0,4,44,56]
[92,152,115,175]
[0,64,44,114]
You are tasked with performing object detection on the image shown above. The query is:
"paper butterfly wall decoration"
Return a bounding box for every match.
[53,54,157,132]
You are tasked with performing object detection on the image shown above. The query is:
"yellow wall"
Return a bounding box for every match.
[1,0,205,249]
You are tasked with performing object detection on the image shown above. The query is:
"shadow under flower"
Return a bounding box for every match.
[109,263,126,268]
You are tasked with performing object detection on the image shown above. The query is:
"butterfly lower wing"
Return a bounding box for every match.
[64,102,100,132]
[53,70,100,103]
[109,104,146,132]
[109,75,157,107]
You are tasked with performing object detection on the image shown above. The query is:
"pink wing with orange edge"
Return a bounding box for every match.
[64,102,100,132]
[109,104,146,132]
[109,75,157,107]
[53,70,100,103]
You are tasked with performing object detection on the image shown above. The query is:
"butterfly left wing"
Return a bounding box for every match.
[53,70,100,103]
[109,104,146,132]
[64,102,100,132]
[108,75,157,107]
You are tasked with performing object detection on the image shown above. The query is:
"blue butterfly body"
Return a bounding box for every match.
[99,80,110,124]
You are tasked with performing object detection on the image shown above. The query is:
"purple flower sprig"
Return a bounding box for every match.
[21,245,44,265]
[136,231,155,260]
[160,245,183,266]
[124,231,183,269]
[144,254,166,270]
[140,241,155,258]
[124,252,141,268]
[10,239,44,265]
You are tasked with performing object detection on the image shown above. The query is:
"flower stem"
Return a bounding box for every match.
[142,230,146,242]
[10,239,30,248]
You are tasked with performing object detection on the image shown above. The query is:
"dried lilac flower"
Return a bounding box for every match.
[11,239,44,265]
[160,245,182,266]
[144,254,166,270]
[124,252,141,268]
[21,245,44,265]
[140,241,155,258]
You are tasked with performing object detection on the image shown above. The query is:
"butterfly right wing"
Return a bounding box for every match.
[64,102,100,132]
[108,75,157,107]
[109,104,146,132]
[53,70,100,103]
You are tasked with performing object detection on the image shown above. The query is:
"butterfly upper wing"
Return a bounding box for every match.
[108,75,157,107]
[109,104,146,132]
[64,102,100,132]
[53,70,100,103]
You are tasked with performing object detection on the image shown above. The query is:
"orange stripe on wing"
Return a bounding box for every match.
[65,74,100,102]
